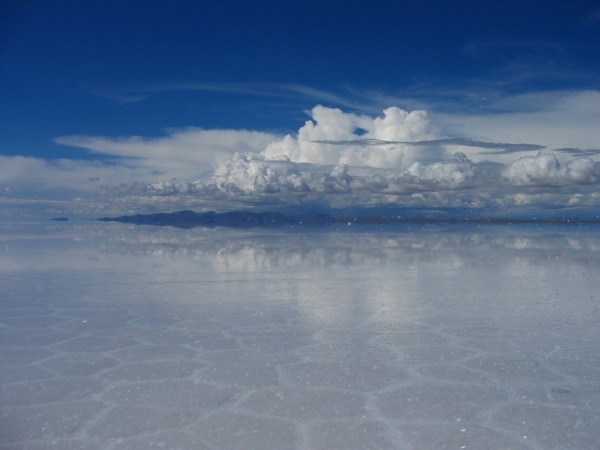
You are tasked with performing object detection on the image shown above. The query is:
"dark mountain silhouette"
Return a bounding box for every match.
[98,210,335,229]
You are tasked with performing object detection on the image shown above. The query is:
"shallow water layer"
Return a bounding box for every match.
[1,222,599,449]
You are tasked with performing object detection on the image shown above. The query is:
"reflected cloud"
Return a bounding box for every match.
[3,222,599,275]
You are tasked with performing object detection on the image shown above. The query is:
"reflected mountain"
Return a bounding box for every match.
[98,210,599,229]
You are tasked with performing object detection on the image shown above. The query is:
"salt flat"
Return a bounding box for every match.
[1,221,599,449]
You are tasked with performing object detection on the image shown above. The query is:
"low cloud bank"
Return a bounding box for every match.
[2,104,600,216]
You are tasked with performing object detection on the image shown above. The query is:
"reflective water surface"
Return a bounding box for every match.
[1,222,599,449]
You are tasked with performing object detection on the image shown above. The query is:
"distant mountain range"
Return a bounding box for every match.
[97,210,598,229]
[98,210,336,229]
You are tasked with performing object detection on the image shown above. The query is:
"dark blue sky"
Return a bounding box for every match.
[2,0,599,158]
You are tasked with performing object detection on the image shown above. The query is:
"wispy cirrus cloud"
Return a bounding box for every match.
[84,81,369,111]
[55,128,279,180]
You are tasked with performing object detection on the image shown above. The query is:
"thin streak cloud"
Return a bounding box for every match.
[307,138,545,153]
[85,82,367,111]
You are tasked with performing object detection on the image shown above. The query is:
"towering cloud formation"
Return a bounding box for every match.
[262,106,437,168]
[112,104,599,215]
[148,105,475,212]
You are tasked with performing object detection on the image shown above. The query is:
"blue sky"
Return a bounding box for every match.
[1,0,599,217]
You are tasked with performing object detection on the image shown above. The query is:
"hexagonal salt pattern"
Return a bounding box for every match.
[1,222,599,449]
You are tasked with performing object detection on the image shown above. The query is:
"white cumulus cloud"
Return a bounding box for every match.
[503,154,598,186]
[262,105,438,169]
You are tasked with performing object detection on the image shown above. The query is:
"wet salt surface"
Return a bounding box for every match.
[0,221,599,449]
